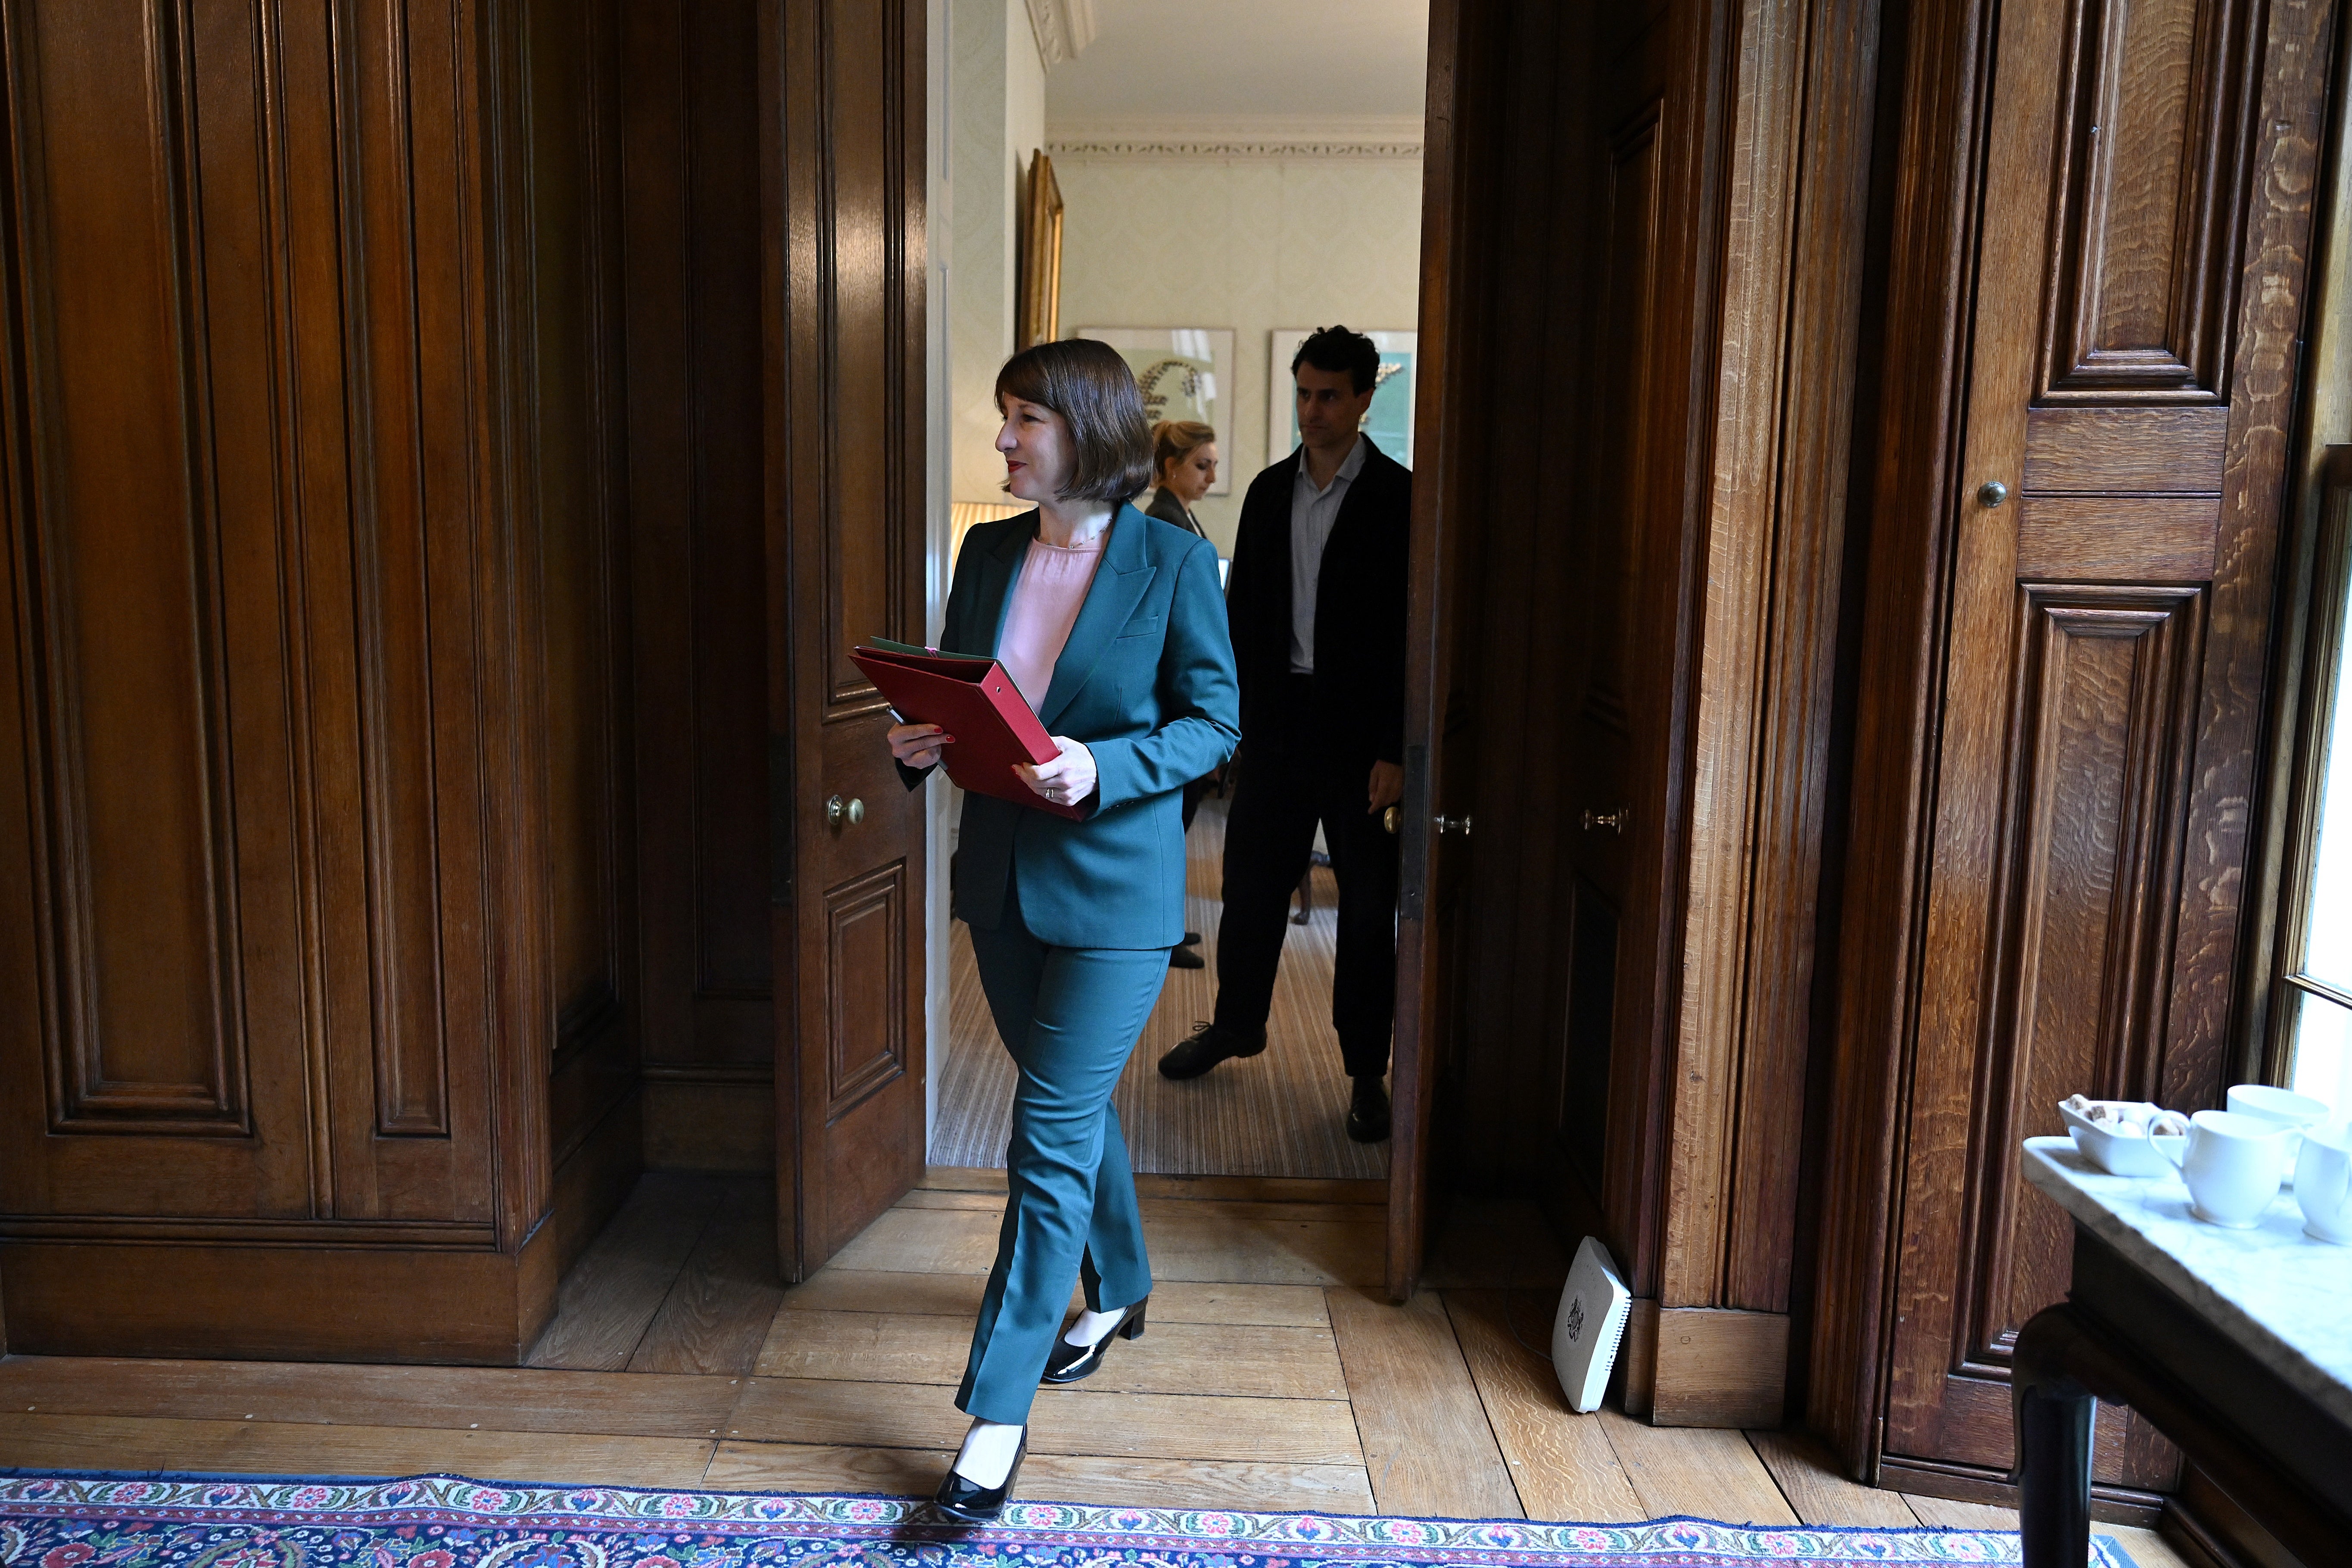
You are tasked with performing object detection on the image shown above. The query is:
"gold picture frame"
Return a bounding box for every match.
[1016,150,1063,351]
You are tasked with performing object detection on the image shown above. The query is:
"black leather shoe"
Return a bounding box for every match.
[933,1431,1025,1525]
[1168,943,1205,970]
[1347,1075,1392,1143]
[1157,1022,1265,1079]
[1042,1298,1147,1384]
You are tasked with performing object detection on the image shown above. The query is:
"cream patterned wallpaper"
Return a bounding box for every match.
[949,0,1047,507]
[1050,151,1425,555]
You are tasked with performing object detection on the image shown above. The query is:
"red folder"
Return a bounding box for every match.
[852,639,1084,819]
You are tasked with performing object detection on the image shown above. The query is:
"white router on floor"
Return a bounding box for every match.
[1552,1235,1632,1413]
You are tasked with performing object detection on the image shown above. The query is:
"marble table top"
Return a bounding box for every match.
[2023,1136,2352,1427]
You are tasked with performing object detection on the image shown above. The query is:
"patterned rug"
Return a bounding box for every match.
[0,1472,2144,1567]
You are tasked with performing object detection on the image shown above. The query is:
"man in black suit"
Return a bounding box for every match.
[1157,326,1408,1143]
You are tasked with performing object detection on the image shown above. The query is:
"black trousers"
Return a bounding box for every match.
[1211,676,1399,1079]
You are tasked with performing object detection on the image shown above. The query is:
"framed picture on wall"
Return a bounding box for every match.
[1268,329,1417,471]
[1016,152,1063,351]
[1073,327,1237,495]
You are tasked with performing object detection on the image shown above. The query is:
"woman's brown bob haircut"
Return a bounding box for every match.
[996,339,1155,505]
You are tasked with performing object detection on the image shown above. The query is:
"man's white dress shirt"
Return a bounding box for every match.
[1288,433,1368,674]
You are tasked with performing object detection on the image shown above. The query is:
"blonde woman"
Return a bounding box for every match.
[1144,420,1217,539]
[1142,420,1221,966]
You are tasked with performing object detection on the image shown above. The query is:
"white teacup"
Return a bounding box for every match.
[2294,1123,2352,1245]
[2226,1084,2331,1179]
[2154,1110,2288,1228]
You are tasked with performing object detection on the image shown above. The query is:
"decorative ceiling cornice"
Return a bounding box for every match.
[1023,0,1096,72]
[1045,116,1424,162]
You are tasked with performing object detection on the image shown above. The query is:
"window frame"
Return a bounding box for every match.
[2264,446,2352,1091]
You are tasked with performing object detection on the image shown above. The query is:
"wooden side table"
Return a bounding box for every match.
[2016,1138,2352,1567]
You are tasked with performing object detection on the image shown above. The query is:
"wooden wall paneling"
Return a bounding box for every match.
[1659,0,1881,1353]
[0,0,318,1220]
[620,0,775,1163]
[1813,0,2333,1490]
[764,0,930,1279]
[2160,0,2334,1111]
[0,0,620,1359]
[1806,0,2002,1479]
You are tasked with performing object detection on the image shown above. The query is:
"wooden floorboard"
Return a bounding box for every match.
[704,1440,1377,1514]
[918,1166,1387,1208]
[754,1309,1345,1399]
[1594,1407,1799,1526]
[897,1187,1389,1228]
[1442,1291,1645,1522]
[1324,1285,1522,1520]
[526,1173,727,1371]
[2,1172,2087,1540]
[629,1178,786,1376]
[0,1356,742,1438]
[1745,1429,1918,1527]
[0,1412,717,1489]
[829,1203,1382,1287]
[773,1268,1330,1328]
[726,1377,1362,1465]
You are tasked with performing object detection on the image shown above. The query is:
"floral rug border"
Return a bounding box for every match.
[1,1470,2140,1566]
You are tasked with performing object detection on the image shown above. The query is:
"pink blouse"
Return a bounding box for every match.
[996,531,1107,711]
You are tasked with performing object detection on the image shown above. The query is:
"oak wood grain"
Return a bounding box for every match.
[629,1179,785,1374]
[2023,407,2228,492]
[1746,1429,1919,1527]
[0,1356,741,1438]
[1593,1407,1797,1526]
[918,1166,1387,1207]
[1443,1290,1646,1522]
[0,1412,717,1489]
[527,1173,724,1368]
[755,1309,1345,1398]
[1325,1286,1521,1519]
[725,1377,1363,1465]
[773,1268,1331,1328]
[828,1202,1383,1286]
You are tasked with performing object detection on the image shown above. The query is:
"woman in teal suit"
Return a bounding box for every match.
[888,339,1240,1522]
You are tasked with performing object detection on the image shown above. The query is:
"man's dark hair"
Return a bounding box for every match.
[995,339,1155,503]
[1290,325,1380,395]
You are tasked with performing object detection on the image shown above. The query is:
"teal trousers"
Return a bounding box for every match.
[958,891,1165,1425]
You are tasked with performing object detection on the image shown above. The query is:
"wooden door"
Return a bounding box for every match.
[762,0,929,1281]
[1881,0,2329,1496]
[1391,0,1477,1300]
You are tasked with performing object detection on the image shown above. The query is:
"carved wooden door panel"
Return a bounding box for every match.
[1885,0,2327,1494]
[765,0,928,1281]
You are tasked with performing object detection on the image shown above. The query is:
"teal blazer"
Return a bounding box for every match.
[902,504,1240,949]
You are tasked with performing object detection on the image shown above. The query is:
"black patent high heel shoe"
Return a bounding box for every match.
[933,1430,1026,1525]
[1041,1297,1148,1384]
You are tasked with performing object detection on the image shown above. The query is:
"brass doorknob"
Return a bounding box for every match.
[826,795,865,828]
[1434,814,1473,837]
[1977,479,2010,508]
[1383,805,1400,835]
[1583,807,1627,834]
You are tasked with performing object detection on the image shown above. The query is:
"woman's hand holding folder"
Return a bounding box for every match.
[887,721,953,771]
[1016,736,1097,810]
